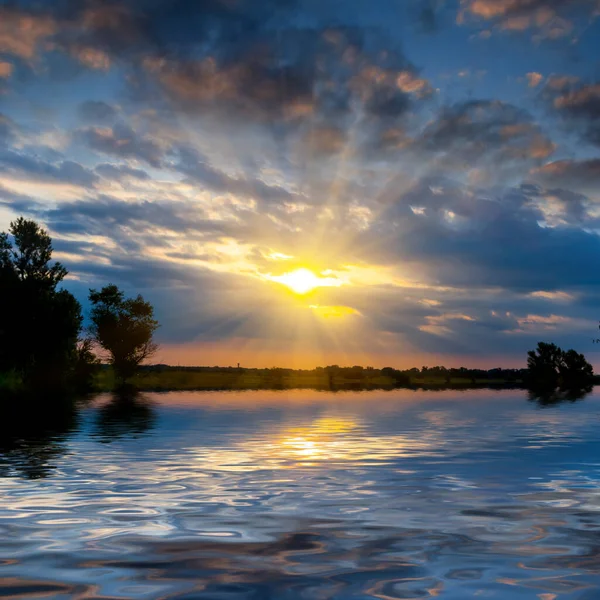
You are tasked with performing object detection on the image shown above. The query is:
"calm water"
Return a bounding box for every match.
[1,389,600,599]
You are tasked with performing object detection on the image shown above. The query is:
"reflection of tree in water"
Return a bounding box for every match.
[0,393,80,479]
[94,390,156,442]
[528,385,593,407]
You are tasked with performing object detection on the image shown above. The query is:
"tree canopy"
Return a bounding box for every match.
[89,284,159,383]
[0,218,82,387]
[526,342,593,390]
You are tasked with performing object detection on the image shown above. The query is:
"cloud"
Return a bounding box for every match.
[0,7,56,59]
[530,159,600,194]
[366,177,600,292]
[515,313,572,329]
[546,80,600,147]
[140,27,432,128]
[545,74,580,90]
[405,100,556,182]
[419,313,476,335]
[530,187,590,226]
[526,71,543,87]
[174,145,301,204]
[78,101,118,123]
[20,194,234,247]
[142,54,317,123]
[95,163,150,181]
[458,0,598,39]
[78,123,165,167]
[69,46,111,71]
[0,62,13,78]
[529,290,574,301]
[0,150,99,187]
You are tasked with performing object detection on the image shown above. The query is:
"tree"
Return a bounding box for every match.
[0,218,83,387]
[559,349,594,388]
[526,342,593,390]
[526,342,563,389]
[89,284,159,384]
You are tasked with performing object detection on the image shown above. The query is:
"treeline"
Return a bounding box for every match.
[142,363,528,385]
[139,350,594,393]
[0,218,159,394]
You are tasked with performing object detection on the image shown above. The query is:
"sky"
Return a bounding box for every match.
[1,0,600,369]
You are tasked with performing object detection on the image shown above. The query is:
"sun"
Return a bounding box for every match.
[266,268,344,295]
[277,268,324,294]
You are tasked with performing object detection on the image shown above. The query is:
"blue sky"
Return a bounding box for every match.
[1,0,600,368]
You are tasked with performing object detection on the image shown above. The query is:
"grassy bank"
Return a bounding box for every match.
[96,369,392,391]
[93,367,526,392]
[6,365,599,394]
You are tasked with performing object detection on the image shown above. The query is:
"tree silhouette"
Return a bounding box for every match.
[560,349,594,388]
[526,342,593,391]
[526,342,563,389]
[0,218,82,387]
[89,284,159,384]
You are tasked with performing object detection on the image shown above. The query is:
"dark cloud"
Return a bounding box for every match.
[77,122,165,167]
[531,159,600,194]
[78,100,118,123]
[43,195,216,236]
[20,195,237,252]
[2,2,434,136]
[365,177,600,292]
[62,0,296,62]
[140,51,316,123]
[174,144,301,204]
[68,2,433,125]
[545,80,600,147]
[0,149,99,187]
[418,100,554,161]
[398,100,556,183]
[139,26,431,126]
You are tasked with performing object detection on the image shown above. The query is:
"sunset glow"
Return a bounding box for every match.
[0,0,598,368]
[266,268,344,295]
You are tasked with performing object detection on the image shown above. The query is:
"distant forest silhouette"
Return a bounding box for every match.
[0,217,596,398]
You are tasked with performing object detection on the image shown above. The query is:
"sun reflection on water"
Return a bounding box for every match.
[1,390,600,599]
[188,413,445,473]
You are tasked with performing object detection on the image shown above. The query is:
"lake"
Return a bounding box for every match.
[1,388,600,599]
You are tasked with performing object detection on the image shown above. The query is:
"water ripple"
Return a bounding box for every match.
[0,389,600,598]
